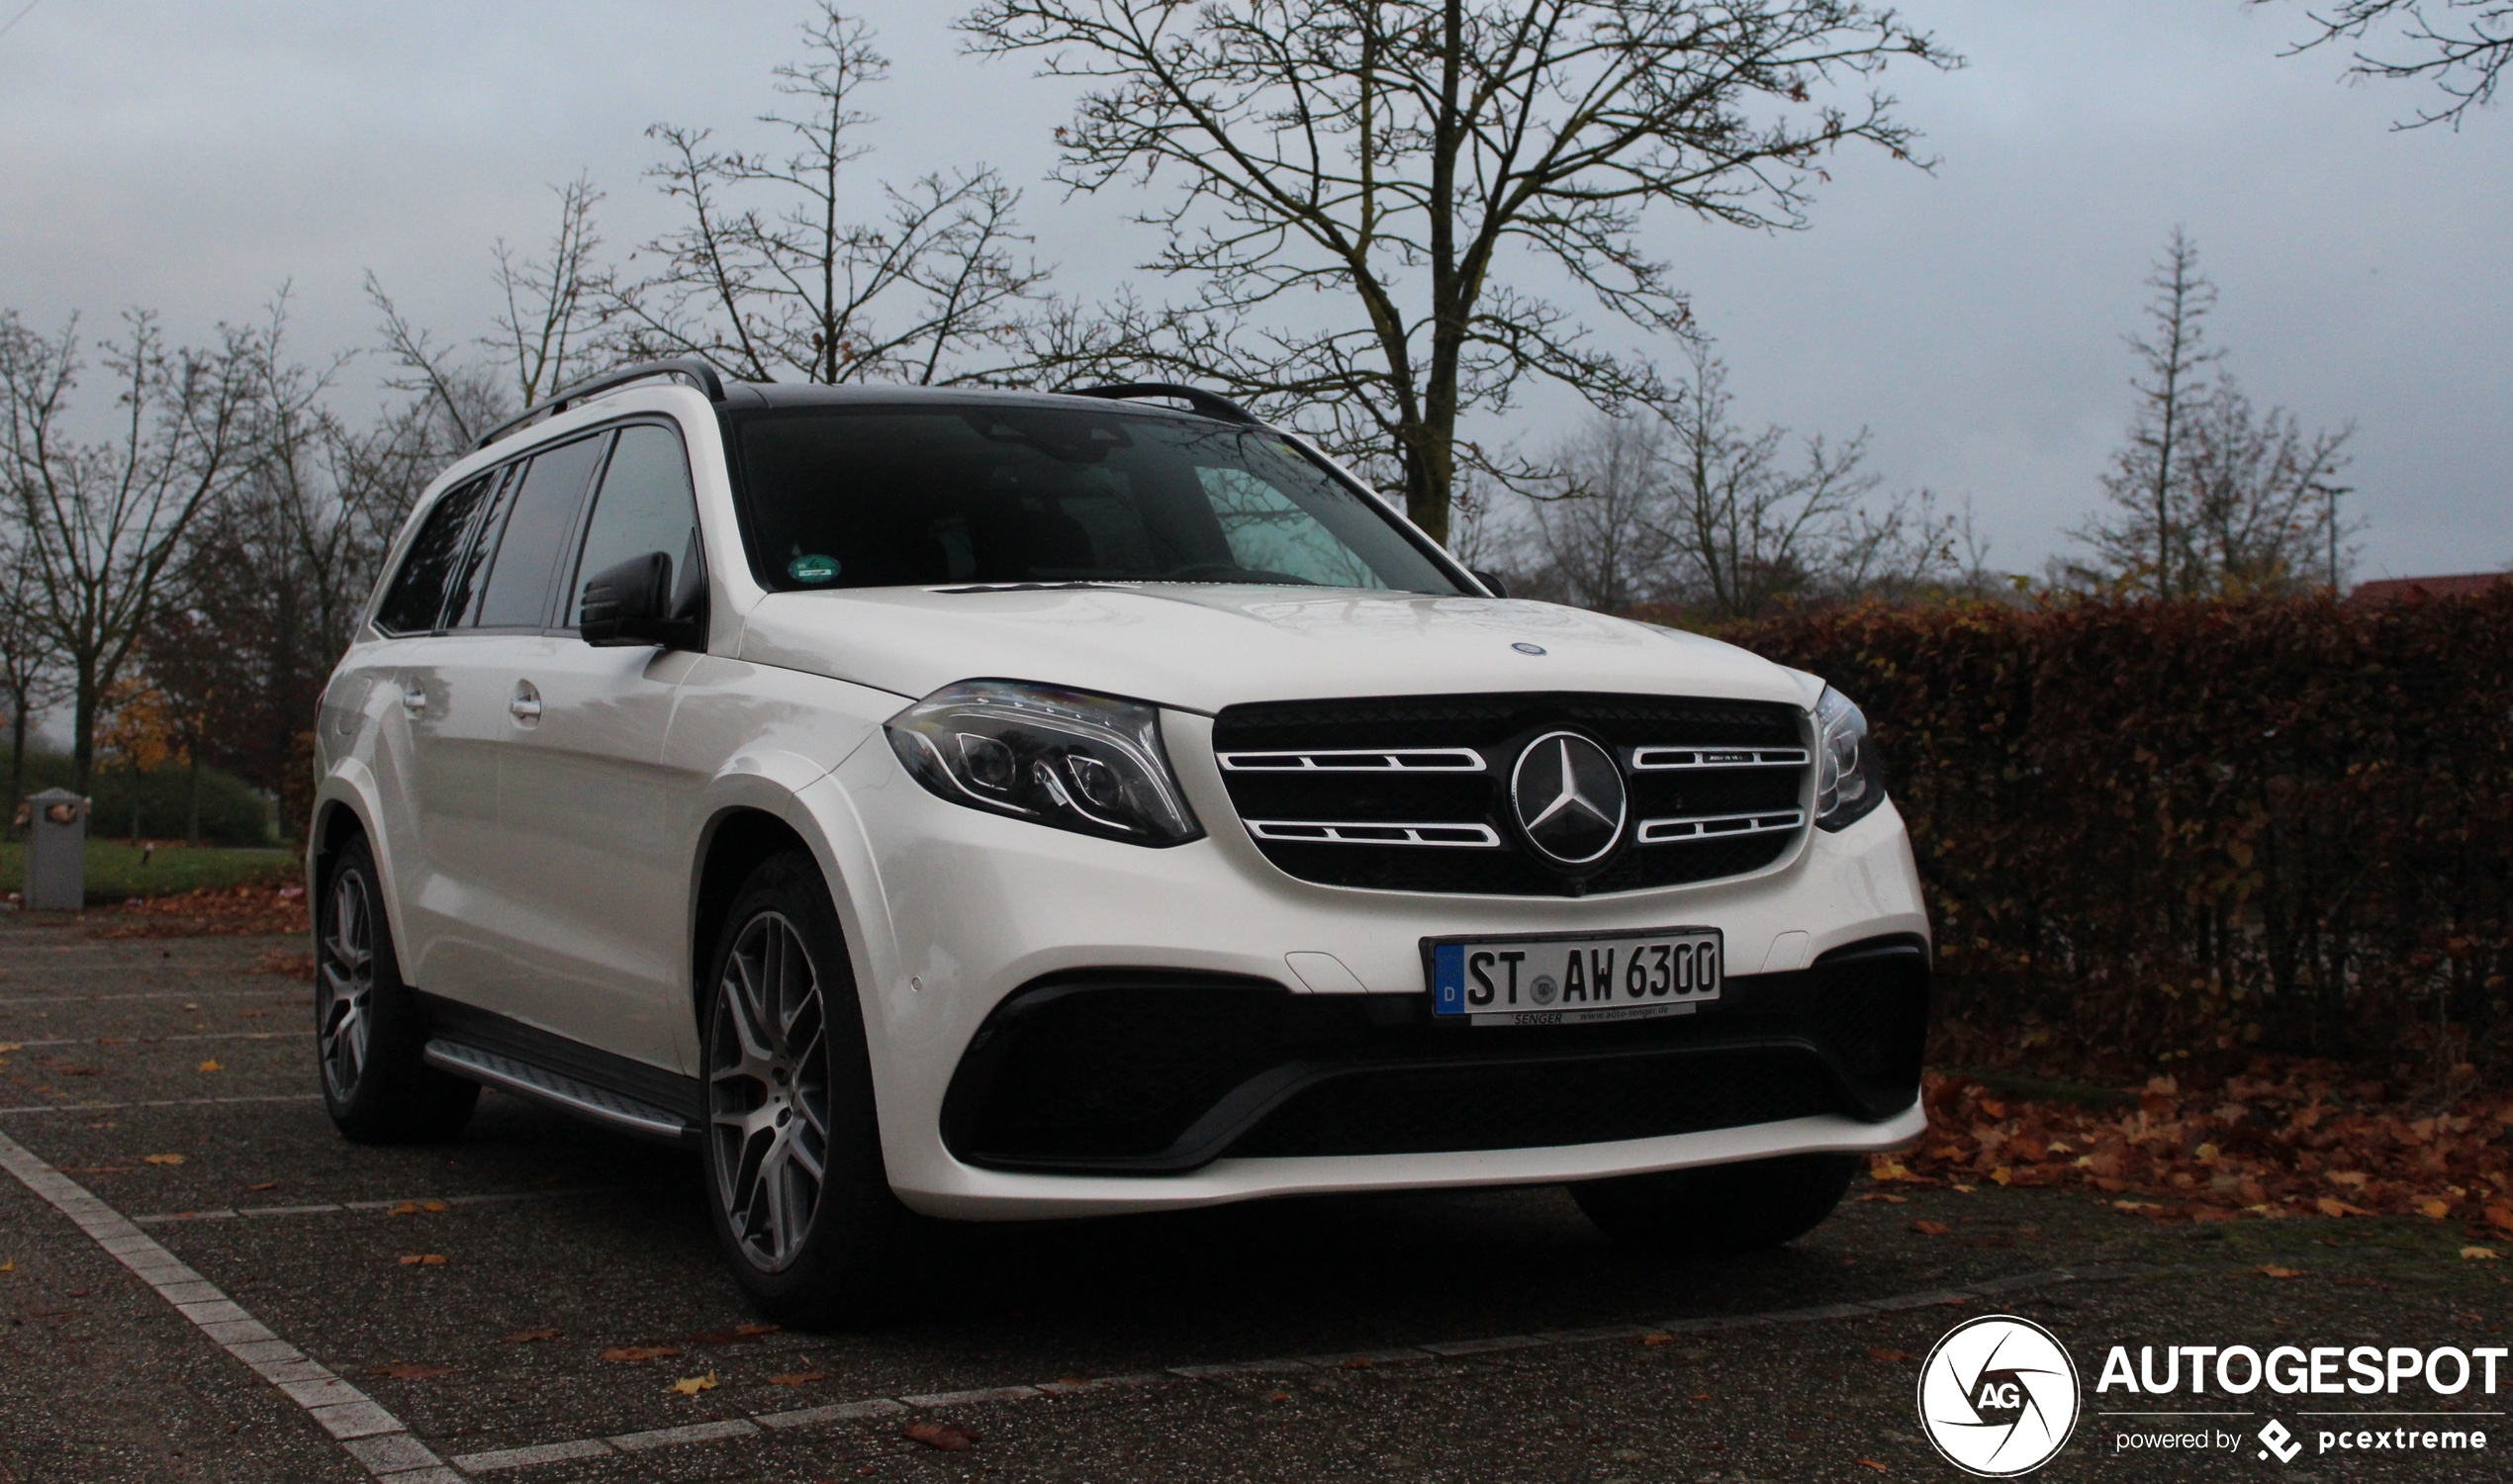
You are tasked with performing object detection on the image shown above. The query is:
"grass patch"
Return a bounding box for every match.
[0,840,299,903]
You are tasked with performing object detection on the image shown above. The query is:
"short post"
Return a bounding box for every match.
[24,788,89,911]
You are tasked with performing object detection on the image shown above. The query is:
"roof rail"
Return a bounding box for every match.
[1069,382,1260,426]
[474,358,728,450]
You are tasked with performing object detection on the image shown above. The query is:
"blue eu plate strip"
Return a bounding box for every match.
[1431,943,1465,1015]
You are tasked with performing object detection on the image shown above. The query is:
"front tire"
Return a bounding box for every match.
[701,851,913,1328]
[316,835,478,1143]
[1570,1153,1859,1254]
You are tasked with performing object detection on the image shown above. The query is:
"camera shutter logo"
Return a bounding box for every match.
[1916,1314,2081,1477]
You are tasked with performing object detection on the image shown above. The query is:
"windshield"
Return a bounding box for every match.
[728,405,1465,594]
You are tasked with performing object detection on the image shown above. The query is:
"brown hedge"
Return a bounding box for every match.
[1702,589,2513,1088]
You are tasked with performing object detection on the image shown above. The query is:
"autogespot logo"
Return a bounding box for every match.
[1918,1314,2083,1476]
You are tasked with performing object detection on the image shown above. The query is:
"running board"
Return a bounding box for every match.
[423,1039,695,1144]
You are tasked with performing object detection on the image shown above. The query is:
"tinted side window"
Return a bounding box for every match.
[374,476,491,634]
[468,433,610,629]
[570,424,700,625]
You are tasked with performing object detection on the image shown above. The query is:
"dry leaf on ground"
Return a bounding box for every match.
[768,1372,825,1386]
[367,1362,456,1381]
[142,1153,185,1165]
[388,1201,419,1216]
[1638,1333,1674,1346]
[670,1371,719,1396]
[1868,1347,1917,1363]
[503,1328,562,1344]
[901,1421,978,1452]
[2464,1247,2501,1261]
[396,1253,447,1266]
[196,1060,221,1072]
[601,1345,682,1363]
[2257,1265,2302,1279]
[89,886,310,940]
[243,1181,279,1192]
[0,1260,13,1273]
[1855,1461,1890,1474]
[1910,1220,1951,1236]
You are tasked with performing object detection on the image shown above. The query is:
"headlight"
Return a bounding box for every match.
[885,681,1203,846]
[1814,685,1886,832]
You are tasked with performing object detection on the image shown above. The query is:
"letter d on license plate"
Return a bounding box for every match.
[1427,928,1722,1026]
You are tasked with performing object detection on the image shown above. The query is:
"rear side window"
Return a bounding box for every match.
[568,424,700,625]
[466,433,610,629]
[374,476,491,634]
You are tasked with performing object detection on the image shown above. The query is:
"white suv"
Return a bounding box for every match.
[310,361,1929,1323]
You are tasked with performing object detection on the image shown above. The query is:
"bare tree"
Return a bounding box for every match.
[0,535,64,825]
[1646,343,1944,619]
[490,172,616,405]
[2086,230,2221,600]
[2073,233,2357,597]
[962,0,1955,545]
[1518,414,1682,610]
[2263,0,2512,129]
[612,6,1052,386]
[0,310,258,791]
[365,274,512,449]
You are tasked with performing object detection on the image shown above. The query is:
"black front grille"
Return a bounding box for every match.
[1213,693,1809,895]
[940,938,1929,1172]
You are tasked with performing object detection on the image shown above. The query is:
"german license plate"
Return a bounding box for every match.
[1427,928,1722,1026]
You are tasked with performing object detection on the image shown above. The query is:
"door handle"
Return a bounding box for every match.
[401,686,425,714]
[509,696,543,720]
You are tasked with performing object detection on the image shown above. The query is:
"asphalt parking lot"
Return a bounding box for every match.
[2,917,2504,1483]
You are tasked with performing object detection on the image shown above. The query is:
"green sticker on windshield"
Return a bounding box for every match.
[788,554,841,585]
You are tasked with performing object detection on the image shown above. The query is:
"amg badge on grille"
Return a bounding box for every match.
[1509,732,1628,866]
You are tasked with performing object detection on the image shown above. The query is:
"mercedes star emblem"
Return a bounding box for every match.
[1509,731,1628,866]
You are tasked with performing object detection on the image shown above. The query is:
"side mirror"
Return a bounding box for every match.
[1469,568,1509,599]
[580,542,704,649]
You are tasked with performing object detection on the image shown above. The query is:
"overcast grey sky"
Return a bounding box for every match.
[3,1,2506,580]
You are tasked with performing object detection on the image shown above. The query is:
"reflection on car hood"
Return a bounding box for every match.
[735,584,1814,712]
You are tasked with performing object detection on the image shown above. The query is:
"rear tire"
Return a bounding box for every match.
[700,851,915,1328]
[316,835,478,1144]
[1570,1153,1859,1254]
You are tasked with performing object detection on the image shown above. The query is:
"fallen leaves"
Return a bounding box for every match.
[367,1362,456,1381]
[669,1371,719,1396]
[2256,1265,2303,1279]
[1909,1220,1951,1237]
[196,1060,222,1072]
[0,1260,12,1273]
[1868,1347,1917,1363]
[89,885,310,939]
[1883,1068,2513,1228]
[768,1371,826,1386]
[1855,1460,1890,1474]
[2464,1247,2501,1261]
[900,1421,978,1452]
[387,1200,451,1217]
[601,1345,683,1363]
[247,949,317,978]
[1638,1333,1675,1347]
[142,1154,184,1165]
[396,1253,447,1267]
[243,1180,279,1192]
[503,1328,562,1345]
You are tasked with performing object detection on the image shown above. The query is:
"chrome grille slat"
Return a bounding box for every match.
[1245,819,1502,848]
[1634,809,1808,844]
[1629,745,1811,771]
[1219,747,1485,773]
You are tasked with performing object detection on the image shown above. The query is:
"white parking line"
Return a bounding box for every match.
[443,1264,2152,1474]
[132,1186,627,1225]
[0,1126,461,1482]
[0,1093,325,1116]
[0,1031,289,1048]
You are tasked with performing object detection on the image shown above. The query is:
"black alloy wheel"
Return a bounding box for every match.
[316,834,478,1143]
[700,850,913,1326]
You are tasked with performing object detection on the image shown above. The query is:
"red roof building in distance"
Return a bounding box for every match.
[2348,571,2512,604]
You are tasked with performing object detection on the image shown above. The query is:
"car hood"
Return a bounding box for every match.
[734,584,1815,713]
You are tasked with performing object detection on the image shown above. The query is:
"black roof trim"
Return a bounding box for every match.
[475,358,727,451]
[1069,382,1261,426]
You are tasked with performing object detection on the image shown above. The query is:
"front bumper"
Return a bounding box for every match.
[823,708,1931,1220]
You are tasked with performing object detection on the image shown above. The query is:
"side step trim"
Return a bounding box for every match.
[423,1039,695,1143]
